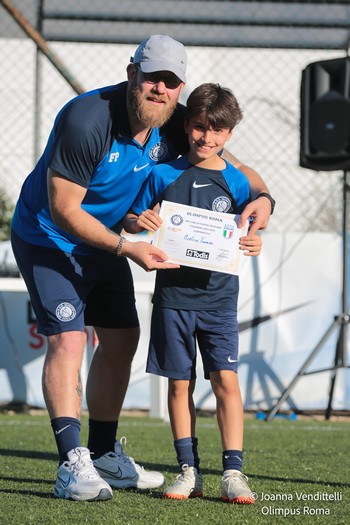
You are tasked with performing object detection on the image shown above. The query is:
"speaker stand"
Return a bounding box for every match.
[266,170,350,421]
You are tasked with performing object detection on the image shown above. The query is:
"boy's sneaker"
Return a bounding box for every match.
[93,437,165,490]
[54,447,113,501]
[220,469,255,504]
[163,464,203,500]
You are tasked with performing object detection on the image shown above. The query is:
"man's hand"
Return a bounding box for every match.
[122,240,179,272]
[238,196,273,235]
[220,151,273,234]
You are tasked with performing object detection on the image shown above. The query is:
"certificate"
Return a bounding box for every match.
[153,201,249,275]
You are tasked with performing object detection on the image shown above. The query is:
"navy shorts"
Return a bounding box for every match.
[11,230,139,336]
[146,306,239,380]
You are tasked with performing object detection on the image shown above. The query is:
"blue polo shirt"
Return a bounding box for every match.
[12,82,187,254]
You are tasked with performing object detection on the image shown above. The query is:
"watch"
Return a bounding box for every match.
[115,236,126,256]
[256,192,276,215]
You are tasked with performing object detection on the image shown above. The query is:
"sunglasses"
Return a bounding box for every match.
[136,65,182,90]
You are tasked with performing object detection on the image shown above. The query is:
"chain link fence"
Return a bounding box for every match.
[1,0,349,235]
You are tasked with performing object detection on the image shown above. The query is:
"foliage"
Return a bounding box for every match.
[0,187,14,241]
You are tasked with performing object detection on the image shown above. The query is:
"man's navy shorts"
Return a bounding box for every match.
[146,306,239,380]
[11,230,139,336]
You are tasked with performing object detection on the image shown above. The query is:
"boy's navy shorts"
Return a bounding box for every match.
[11,230,139,336]
[146,306,239,380]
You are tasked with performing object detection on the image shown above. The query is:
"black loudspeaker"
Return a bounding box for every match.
[300,57,350,171]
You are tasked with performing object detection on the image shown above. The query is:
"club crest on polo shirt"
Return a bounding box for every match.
[212,196,231,213]
[55,302,76,322]
[149,142,168,161]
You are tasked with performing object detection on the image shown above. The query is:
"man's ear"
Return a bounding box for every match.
[126,63,136,81]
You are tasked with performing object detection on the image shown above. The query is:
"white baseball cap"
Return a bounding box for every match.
[131,35,187,83]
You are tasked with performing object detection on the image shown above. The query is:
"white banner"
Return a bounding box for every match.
[0,233,349,413]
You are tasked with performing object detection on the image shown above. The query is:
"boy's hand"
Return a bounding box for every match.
[239,234,262,256]
[136,204,162,232]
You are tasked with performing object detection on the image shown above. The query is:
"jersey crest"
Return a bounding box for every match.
[149,142,168,161]
[212,196,231,213]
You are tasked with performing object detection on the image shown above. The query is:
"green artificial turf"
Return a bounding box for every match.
[0,414,349,524]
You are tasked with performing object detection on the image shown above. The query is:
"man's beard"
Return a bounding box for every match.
[128,84,177,128]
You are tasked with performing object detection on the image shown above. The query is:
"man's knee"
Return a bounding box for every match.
[46,330,87,357]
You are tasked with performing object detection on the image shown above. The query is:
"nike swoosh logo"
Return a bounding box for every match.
[193,182,212,188]
[96,466,123,479]
[55,425,71,435]
[57,475,71,488]
[228,357,238,363]
[134,163,149,172]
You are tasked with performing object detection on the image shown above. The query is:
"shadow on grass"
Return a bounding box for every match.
[0,487,54,498]
[0,475,52,485]
[0,448,56,461]
[147,492,227,504]
[0,448,225,479]
[0,482,167,500]
[0,472,54,499]
[3,449,348,501]
[247,472,350,488]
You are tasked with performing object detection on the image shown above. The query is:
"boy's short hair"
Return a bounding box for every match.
[186,83,242,130]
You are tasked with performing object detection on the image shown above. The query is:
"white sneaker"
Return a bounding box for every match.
[220,469,255,504]
[54,447,113,501]
[163,464,203,500]
[93,437,165,490]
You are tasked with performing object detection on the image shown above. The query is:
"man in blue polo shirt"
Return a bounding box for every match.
[11,34,274,501]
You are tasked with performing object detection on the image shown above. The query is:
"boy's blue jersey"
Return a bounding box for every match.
[12,82,187,254]
[131,155,251,310]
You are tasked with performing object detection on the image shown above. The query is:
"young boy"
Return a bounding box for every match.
[124,83,261,504]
